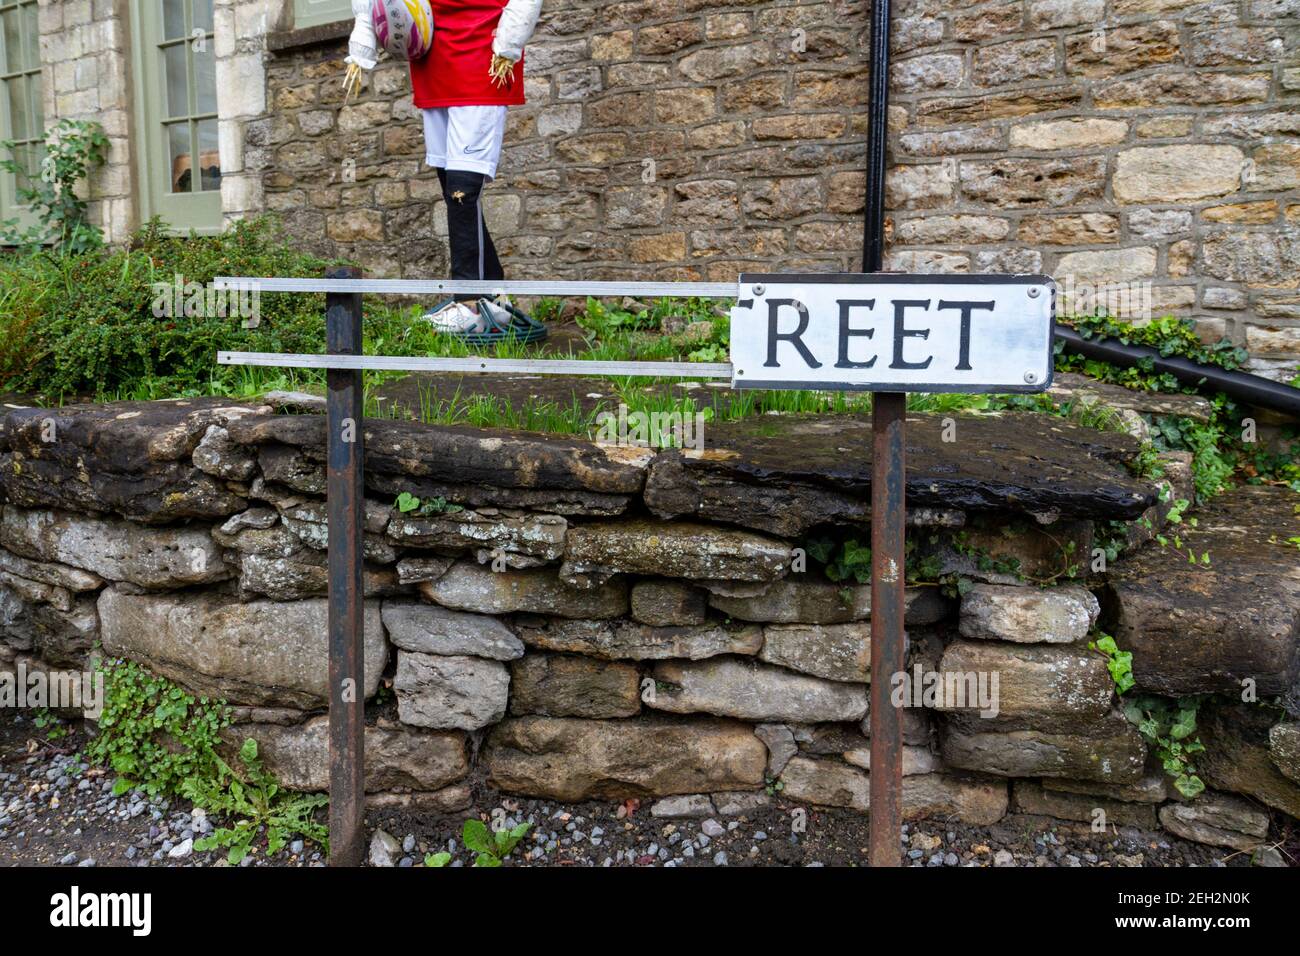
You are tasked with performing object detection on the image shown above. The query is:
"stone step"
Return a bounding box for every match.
[1106,483,1300,699]
[647,412,1157,536]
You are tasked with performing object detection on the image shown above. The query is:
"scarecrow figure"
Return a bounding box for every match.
[346,0,546,341]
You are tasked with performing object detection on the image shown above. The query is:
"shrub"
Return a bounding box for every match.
[0,216,337,400]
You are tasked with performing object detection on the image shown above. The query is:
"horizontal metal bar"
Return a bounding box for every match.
[213,277,739,298]
[217,351,734,379]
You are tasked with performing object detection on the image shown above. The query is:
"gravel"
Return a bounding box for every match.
[1,711,1275,869]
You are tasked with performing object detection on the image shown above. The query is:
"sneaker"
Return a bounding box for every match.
[477,297,514,330]
[420,300,488,334]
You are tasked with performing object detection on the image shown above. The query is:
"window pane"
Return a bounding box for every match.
[22,0,36,69]
[196,118,220,192]
[10,142,32,192]
[2,9,22,73]
[163,42,189,118]
[7,74,28,139]
[163,0,187,40]
[28,67,41,133]
[193,40,215,115]
[167,121,193,193]
[191,0,213,34]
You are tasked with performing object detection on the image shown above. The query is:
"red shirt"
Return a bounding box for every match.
[410,0,525,108]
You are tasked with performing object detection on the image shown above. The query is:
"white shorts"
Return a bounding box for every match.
[421,105,508,180]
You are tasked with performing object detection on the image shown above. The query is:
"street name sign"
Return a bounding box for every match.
[728,273,1055,393]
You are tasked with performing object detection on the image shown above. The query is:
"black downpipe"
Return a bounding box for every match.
[862,0,891,273]
[1056,325,1300,418]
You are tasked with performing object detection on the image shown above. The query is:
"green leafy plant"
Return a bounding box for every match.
[1058,314,1248,387]
[686,342,728,363]
[461,817,531,867]
[805,535,873,584]
[0,216,341,400]
[1085,632,1206,798]
[1150,416,1234,501]
[184,738,328,864]
[424,851,452,867]
[949,530,1026,581]
[530,297,563,324]
[32,707,69,741]
[1088,631,1135,695]
[577,295,658,338]
[0,118,109,254]
[1122,695,1207,799]
[394,491,464,515]
[84,658,230,798]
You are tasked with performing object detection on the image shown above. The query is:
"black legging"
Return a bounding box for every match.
[437,168,504,303]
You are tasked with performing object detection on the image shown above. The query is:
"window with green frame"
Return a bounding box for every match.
[295,0,353,29]
[0,0,43,230]
[131,0,222,233]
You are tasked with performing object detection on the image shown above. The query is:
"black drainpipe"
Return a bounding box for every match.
[1056,326,1300,419]
[862,0,891,273]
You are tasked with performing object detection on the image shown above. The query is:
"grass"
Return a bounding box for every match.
[0,221,1193,451]
[72,292,1132,445]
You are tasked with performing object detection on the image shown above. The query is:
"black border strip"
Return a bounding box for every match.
[739,272,1056,287]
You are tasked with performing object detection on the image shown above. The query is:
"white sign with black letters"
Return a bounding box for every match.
[729,273,1055,393]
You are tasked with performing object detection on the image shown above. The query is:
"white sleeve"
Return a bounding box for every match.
[346,0,379,70]
[492,0,543,61]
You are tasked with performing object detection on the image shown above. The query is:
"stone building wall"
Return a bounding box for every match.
[34,0,277,241]
[883,0,1300,381]
[1,397,1297,851]
[255,0,1300,380]
[214,0,280,221]
[38,0,136,245]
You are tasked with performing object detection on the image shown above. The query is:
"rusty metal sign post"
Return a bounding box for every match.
[865,0,904,869]
[324,266,367,867]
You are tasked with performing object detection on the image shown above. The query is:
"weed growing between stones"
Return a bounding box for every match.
[1089,632,1135,694]
[182,739,328,865]
[424,818,531,867]
[32,707,70,741]
[1122,696,1208,800]
[1059,315,1300,495]
[395,491,465,516]
[85,659,328,863]
[1087,631,1207,799]
[1149,414,1235,501]
[1146,497,1212,568]
[86,659,231,799]
[805,525,1093,599]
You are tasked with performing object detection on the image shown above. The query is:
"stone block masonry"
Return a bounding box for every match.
[2,396,1297,852]
[37,0,135,244]
[251,0,1300,379]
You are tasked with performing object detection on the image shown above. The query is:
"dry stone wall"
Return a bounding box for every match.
[0,396,1297,851]
[255,0,1300,378]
